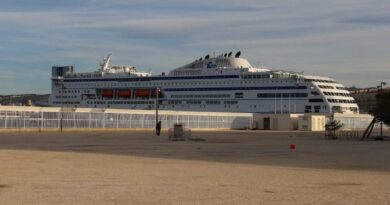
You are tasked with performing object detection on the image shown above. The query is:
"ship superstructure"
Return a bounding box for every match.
[49,52,358,114]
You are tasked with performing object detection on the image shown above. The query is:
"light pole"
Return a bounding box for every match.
[155,87,160,135]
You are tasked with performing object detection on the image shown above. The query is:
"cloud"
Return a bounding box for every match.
[341,14,390,26]
[1,0,390,94]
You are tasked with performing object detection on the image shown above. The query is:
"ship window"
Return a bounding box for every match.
[309,99,324,102]
[235,92,243,98]
[305,105,311,113]
[311,91,320,95]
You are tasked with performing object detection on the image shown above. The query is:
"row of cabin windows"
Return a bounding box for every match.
[318,85,334,89]
[323,92,351,97]
[63,79,301,88]
[305,105,323,113]
[56,95,77,99]
[165,86,307,92]
[167,100,237,105]
[241,74,271,79]
[308,99,324,103]
[52,101,80,105]
[317,85,347,91]
[87,101,154,105]
[305,79,337,83]
[327,99,356,104]
[171,94,230,98]
[78,100,239,105]
[257,93,308,98]
[206,100,220,104]
[332,106,358,112]
[336,86,348,90]
[59,90,81,94]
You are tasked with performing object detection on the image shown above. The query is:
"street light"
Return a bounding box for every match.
[155,87,161,135]
[377,82,387,91]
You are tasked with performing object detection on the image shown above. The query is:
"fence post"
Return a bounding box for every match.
[103,113,105,129]
[141,114,145,128]
[88,112,91,129]
[5,111,7,129]
[23,111,26,129]
[73,112,76,129]
[38,111,42,132]
[116,114,119,129]
[249,116,253,129]
[129,114,132,128]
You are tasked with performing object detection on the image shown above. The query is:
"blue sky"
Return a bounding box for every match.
[0,0,389,94]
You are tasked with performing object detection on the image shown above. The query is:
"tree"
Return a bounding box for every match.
[374,92,390,126]
[325,119,343,139]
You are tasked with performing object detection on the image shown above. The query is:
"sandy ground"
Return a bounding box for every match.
[0,130,389,205]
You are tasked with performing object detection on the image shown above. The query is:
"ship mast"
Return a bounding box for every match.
[100,53,112,71]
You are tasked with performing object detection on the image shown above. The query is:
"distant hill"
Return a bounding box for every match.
[0,94,50,106]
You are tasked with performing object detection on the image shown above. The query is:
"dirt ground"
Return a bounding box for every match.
[0,130,389,205]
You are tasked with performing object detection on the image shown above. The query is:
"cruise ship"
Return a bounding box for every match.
[49,52,359,114]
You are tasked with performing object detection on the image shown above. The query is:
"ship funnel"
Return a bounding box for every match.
[235,51,241,58]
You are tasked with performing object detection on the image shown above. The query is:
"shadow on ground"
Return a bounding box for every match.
[0,130,389,171]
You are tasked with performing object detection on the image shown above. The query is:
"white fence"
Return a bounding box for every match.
[332,113,389,131]
[0,106,253,130]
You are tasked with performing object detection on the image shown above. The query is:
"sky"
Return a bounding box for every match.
[0,0,389,94]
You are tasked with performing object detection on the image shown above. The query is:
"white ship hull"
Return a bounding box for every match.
[49,53,359,114]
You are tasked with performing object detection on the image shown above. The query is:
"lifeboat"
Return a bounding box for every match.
[101,89,113,97]
[118,89,132,97]
[135,89,151,97]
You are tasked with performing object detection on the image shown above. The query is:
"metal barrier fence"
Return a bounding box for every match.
[332,113,389,131]
[0,108,253,130]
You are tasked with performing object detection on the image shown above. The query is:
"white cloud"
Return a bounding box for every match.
[1,0,390,94]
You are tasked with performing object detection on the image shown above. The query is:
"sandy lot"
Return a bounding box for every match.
[0,130,389,205]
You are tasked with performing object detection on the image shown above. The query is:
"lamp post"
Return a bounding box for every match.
[155,87,161,135]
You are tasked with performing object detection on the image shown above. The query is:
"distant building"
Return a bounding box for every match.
[349,87,390,114]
